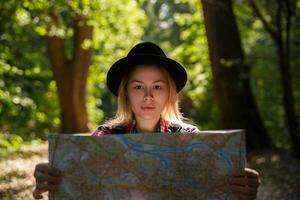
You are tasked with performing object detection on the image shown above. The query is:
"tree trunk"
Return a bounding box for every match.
[249,0,300,158]
[277,34,300,159]
[201,0,270,149]
[47,16,92,133]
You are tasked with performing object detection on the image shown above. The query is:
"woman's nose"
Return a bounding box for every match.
[143,88,153,101]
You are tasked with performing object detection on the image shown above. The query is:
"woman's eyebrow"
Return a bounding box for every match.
[129,80,166,84]
[153,80,166,83]
[129,80,143,84]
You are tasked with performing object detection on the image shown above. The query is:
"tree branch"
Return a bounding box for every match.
[249,0,279,42]
[71,15,93,103]
[284,0,292,69]
[46,7,67,83]
[72,16,93,66]
[276,0,283,43]
[47,36,66,82]
[202,0,231,13]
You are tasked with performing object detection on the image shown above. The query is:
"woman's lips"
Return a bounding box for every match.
[141,106,155,110]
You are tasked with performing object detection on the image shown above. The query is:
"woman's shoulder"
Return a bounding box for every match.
[92,124,127,136]
[168,122,200,133]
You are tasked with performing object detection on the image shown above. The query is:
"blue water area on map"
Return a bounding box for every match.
[115,134,240,200]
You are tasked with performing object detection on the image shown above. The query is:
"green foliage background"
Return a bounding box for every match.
[0,0,299,153]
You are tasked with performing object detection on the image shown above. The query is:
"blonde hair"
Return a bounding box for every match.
[106,65,186,126]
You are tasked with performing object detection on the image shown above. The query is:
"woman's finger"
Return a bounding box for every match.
[230,184,257,196]
[33,181,57,199]
[229,176,260,187]
[235,193,257,200]
[233,168,259,178]
[32,189,43,199]
[36,181,57,192]
[35,163,60,175]
[34,170,60,183]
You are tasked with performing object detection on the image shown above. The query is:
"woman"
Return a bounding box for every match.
[33,42,260,199]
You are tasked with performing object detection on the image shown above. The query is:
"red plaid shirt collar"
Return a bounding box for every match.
[125,119,170,133]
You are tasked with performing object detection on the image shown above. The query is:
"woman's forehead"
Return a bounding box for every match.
[129,64,167,79]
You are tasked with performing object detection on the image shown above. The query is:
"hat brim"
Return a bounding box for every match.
[107,55,187,96]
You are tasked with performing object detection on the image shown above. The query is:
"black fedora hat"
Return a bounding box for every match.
[106,42,187,96]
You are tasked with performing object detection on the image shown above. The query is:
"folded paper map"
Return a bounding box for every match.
[48,130,246,200]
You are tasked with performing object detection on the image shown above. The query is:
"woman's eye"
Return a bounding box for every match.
[154,85,162,90]
[134,85,143,89]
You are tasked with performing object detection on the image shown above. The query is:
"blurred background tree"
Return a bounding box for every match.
[248,0,300,158]
[201,0,270,149]
[0,0,146,139]
[0,0,299,158]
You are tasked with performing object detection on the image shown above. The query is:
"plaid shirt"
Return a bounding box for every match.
[92,119,199,136]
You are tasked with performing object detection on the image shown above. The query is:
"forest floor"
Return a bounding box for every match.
[0,143,300,200]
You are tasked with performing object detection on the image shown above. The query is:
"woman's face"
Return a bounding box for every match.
[127,65,169,122]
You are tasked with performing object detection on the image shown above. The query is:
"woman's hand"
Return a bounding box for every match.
[33,162,61,199]
[229,168,260,200]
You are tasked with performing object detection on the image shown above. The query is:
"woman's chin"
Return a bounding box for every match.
[137,113,160,121]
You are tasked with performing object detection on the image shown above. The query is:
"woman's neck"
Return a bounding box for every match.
[135,118,160,133]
